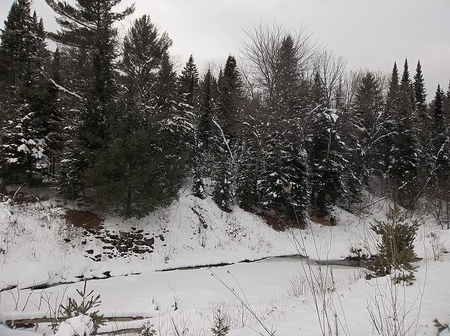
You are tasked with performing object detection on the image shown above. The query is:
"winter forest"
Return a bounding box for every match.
[1,0,450,224]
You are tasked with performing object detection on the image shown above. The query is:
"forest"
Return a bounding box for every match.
[1,0,450,224]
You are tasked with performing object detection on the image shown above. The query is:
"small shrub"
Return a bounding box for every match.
[52,281,105,334]
[366,204,419,283]
[140,321,157,336]
[211,309,230,336]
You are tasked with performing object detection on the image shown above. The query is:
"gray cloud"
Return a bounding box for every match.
[1,0,449,97]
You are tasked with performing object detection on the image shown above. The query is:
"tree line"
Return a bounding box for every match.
[1,0,449,223]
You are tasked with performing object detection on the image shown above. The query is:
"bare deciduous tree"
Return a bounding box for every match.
[240,22,317,105]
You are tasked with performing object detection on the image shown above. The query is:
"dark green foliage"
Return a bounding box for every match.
[46,0,135,182]
[179,55,199,108]
[307,73,343,217]
[198,69,217,152]
[211,309,231,336]
[413,60,427,122]
[350,71,386,179]
[367,204,419,283]
[0,1,63,186]
[121,14,172,104]
[384,61,421,208]
[53,281,105,334]
[0,0,36,87]
[83,98,186,219]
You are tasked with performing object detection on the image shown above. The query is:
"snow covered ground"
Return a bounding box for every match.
[1,186,450,335]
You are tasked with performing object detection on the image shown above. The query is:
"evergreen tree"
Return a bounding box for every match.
[179,55,200,109]
[218,55,244,140]
[198,69,217,153]
[212,55,247,210]
[0,1,62,185]
[121,14,172,109]
[306,72,343,218]
[81,15,187,218]
[350,71,386,179]
[178,56,205,199]
[429,85,450,190]
[45,0,134,198]
[413,60,427,122]
[388,60,420,208]
[0,0,36,88]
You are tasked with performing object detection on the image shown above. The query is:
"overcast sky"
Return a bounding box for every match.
[1,0,449,99]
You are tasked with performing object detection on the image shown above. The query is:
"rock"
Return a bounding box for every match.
[85,249,94,254]
[132,246,148,254]
[144,237,155,247]
[117,244,128,253]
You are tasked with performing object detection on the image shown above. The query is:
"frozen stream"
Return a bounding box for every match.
[1,257,366,335]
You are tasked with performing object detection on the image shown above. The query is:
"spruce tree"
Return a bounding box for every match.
[429,84,450,193]
[212,55,246,210]
[0,1,61,185]
[350,71,386,179]
[413,61,428,123]
[198,69,217,153]
[388,60,420,208]
[178,56,206,199]
[179,55,200,109]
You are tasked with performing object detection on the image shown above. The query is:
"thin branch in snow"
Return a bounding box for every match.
[212,119,235,164]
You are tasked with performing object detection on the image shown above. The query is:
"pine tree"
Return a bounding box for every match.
[45,0,134,198]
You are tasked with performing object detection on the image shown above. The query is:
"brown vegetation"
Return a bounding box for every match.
[65,209,103,230]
